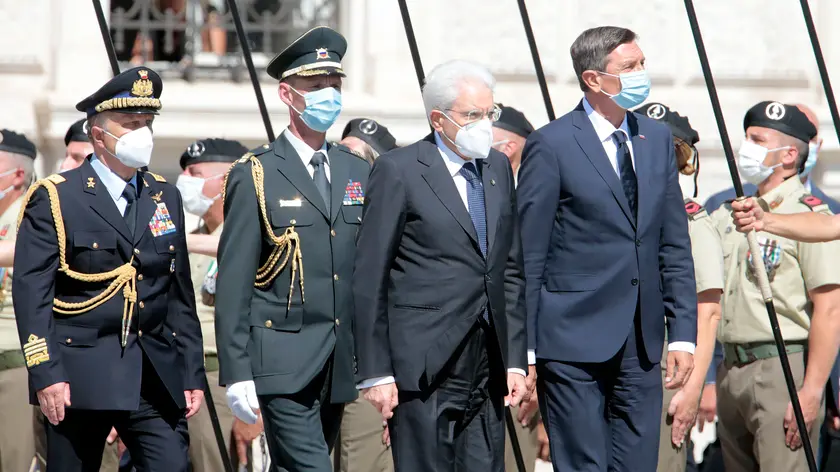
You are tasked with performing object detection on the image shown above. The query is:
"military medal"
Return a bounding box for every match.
[747,237,782,282]
[148,202,177,237]
[343,180,364,205]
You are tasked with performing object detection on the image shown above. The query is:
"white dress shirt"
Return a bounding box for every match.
[577,98,695,356]
[283,128,330,182]
[90,154,138,216]
[357,134,526,390]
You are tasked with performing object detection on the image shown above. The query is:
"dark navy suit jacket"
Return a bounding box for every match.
[517,101,697,364]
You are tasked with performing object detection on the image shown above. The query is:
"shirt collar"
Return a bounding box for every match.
[90,154,138,202]
[583,97,630,143]
[283,128,328,165]
[759,175,805,208]
[434,132,476,177]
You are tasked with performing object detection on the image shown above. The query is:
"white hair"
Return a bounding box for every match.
[0,151,35,187]
[421,60,496,119]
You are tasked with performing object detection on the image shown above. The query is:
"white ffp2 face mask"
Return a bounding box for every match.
[176,174,223,217]
[103,126,154,169]
[737,140,788,185]
[441,115,493,160]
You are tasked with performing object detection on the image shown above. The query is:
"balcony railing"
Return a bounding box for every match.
[109,0,340,82]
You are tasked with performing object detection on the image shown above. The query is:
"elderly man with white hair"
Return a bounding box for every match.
[353,59,528,472]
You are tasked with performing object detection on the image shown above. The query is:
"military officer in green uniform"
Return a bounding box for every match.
[215,26,369,472]
[177,138,264,471]
[0,129,37,472]
[710,101,840,472]
[632,103,725,472]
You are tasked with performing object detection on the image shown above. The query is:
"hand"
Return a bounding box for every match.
[697,385,717,432]
[506,372,527,408]
[784,387,822,450]
[382,421,391,447]
[536,420,550,462]
[184,389,205,419]
[226,380,261,424]
[106,427,119,445]
[37,382,71,425]
[232,415,263,466]
[665,351,694,390]
[517,366,539,425]
[667,386,700,447]
[363,383,399,421]
[731,197,765,233]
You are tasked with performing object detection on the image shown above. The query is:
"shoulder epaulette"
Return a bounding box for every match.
[44,174,66,185]
[147,172,166,183]
[800,194,829,212]
[330,142,366,161]
[236,152,255,164]
[251,143,273,156]
[684,198,707,220]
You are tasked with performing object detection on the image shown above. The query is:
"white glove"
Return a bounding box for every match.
[226,380,260,424]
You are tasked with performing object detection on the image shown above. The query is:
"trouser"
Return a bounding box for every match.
[504,406,539,472]
[259,356,344,472]
[43,362,189,472]
[717,350,823,472]
[0,364,36,472]
[657,343,688,472]
[334,396,393,472]
[188,370,245,472]
[34,409,120,472]
[388,318,506,472]
[538,313,662,472]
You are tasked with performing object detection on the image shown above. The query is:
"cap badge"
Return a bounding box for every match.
[0,132,4,145]
[359,119,378,135]
[187,141,206,158]
[646,104,666,120]
[82,120,90,135]
[87,177,96,189]
[131,70,154,97]
[765,102,786,121]
[316,48,330,60]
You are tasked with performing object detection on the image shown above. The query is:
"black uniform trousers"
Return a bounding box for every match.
[258,355,345,472]
[388,317,506,472]
[44,355,188,472]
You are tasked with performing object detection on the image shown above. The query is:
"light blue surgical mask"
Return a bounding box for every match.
[800,141,820,177]
[600,70,651,110]
[290,86,343,132]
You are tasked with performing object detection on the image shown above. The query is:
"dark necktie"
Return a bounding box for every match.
[459,161,487,257]
[122,182,137,235]
[613,131,637,220]
[310,152,331,214]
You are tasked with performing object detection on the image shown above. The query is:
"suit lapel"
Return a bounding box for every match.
[274,135,329,219]
[133,175,159,244]
[629,114,648,230]
[480,159,501,255]
[328,144,350,224]
[81,159,133,242]
[418,135,479,246]
[572,105,636,229]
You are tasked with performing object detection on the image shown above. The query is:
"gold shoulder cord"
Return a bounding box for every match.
[17,179,137,347]
[222,155,304,310]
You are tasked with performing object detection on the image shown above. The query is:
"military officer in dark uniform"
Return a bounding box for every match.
[14,66,205,471]
[215,26,368,472]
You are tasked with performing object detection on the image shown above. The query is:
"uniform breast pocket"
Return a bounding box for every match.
[269,207,316,235]
[150,236,178,275]
[71,231,118,273]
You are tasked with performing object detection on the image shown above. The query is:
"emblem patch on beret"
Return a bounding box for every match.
[765,102,786,121]
[0,133,4,145]
[187,141,206,158]
[316,48,330,60]
[82,120,89,135]
[359,119,378,135]
[131,70,154,97]
[646,103,666,120]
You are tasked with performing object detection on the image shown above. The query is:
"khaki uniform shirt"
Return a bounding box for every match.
[686,198,725,294]
[711,177,840,344]
[189,223,222,355]
[0,197,24,353]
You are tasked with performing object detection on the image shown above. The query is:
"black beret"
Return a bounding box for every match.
[180,138,248,170]
[493,104,534,139]
[743,101,816,143]
[64,118,90,146]
[341,119,397,155]
[266,26,347,81]
[76,66,163,118]
[634,102,699,145]
[0,129,36,159]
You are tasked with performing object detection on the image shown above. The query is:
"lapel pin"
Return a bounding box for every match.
[86,177,96,189]
[490,179,496,186]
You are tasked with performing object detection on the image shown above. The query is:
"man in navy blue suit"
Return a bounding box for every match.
[517,26,697,471]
